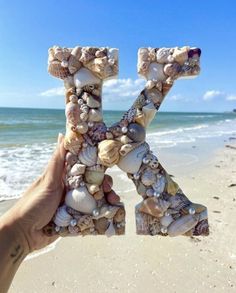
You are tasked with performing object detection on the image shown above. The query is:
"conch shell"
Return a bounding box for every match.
[98,139,121,167]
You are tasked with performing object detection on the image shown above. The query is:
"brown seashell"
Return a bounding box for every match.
[65,102,80,126]
[93,190,104,200]
[145,88,163,105]
[68,55,82,74]
[162,82,173,96]
[114,207,126,223]
[77,215,94,231]
[115,225,125,235]
[94,217,110,234]
[64,130,83,154]
[138,197,164,218]
[48,61,70,79]
[65,87,76,103]
[193,219,209,236]
[102,175,113,193]
[165,174,179,196]
[134,112,146,127]
[98,139,121,167]
[106,190,120,205]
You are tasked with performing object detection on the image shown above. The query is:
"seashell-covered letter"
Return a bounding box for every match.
[43,44,209,238]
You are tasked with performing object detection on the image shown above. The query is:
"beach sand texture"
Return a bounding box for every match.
[6,142,236,293]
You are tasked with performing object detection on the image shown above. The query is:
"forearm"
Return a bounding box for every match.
[0,212,29,293]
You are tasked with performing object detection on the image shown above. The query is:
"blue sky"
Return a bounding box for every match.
[0,0,235,112]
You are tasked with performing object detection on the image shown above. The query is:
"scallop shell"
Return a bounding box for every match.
[127,123,146,143]
[193,219,209,236]
[65,102,80,126]
[70,163,86,176]
[64,131,83,155]
[173,46,189,65]
[152,175,166,194]
[156,48,173,63]
[68,54,82,74]
[141,169,156,186]
[165,174,179,196]
[54,205,73,227]
[98,139,121,167]
[138,197,165,218]
[117,143,149,174]
[48,61,70,79]
[65,186,97,214]
[74,67,102,88]
[88,108,103,122]
[167,214,200,237]
[53,46,71,62]
[142,102,157,127]
[78,146,97,166]
[84,164,105,185]
[146,62,167,82]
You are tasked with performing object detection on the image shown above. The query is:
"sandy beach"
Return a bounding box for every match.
[2,139,234,293]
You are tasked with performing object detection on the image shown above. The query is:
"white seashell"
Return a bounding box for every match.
[70,163,86,176]
[167,214,200,237]
[84,164,105,185]
[141,169,156,186]
[78,146,97,166]
[105,221,116,237]
[85,95,100,108]
[74,67,101,88]
[88,108,103,122]
[65,186,97,214]
[152,175,166,194]
[76,122,88,134]
[54,205,73,227]
[146,62,166,82]
[156,48,172,63]
[117,143,149,174]
[107,48,118,62]
[160,215,174,227]
[142,102,157,127]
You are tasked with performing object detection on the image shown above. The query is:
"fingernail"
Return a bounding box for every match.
[57,133,64,144]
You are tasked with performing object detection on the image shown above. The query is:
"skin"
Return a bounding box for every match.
[0,134,66,293]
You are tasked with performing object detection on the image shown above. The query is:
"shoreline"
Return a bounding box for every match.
[7,139,236,292]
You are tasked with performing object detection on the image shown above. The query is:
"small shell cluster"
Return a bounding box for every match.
[44,45,209,238]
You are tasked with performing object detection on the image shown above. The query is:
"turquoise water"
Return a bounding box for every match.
[0,107,236,200]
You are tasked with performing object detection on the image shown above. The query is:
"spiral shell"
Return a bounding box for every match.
[78,146,97,166]
[193,219,209,236]
[98,139,121,167]
[54,205,73,227]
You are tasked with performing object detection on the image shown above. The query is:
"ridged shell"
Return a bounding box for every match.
[53,46,71,62]
[147,62,167,82]
[139,197,165,218]
[142,102,157,127]
[65,186,97,214]
[64,131,83,155]
[48,61,70,79]
[98,139,121,167]
[127,123,146,143]
[141,169,156,186]
[70,163,86,176]
[77,215,94,231]
[65,102,80,126]
[74,67,101,88]
[84,164,105,185]
[78,146,97,166]
[54,205,72,227]
[88,108,102,122]
[137,48,151,76]
[152,175,166,194]
[117,143,149,174]
[167,214,200,237]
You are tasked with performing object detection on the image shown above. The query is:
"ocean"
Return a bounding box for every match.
[1,107,236,201]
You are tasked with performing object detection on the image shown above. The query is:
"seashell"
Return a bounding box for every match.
[84,164,105,185]
[77,215,94,231]
[94,217,110,234]
[68,54,82,74]
[149,218,162,236]
[148,155,159,169]
[114,207,126,223]
[102,175,113,193]
[156,48,173,63]
[98,205,120,219]
[142,102,157,127]
[80,112,88,121]
[148,48,156,62]
[167,214,200,237]
[53,46,71,62]
[78,146,97,166]
[93,190,104,200]
[86,184,100,195]
[172,46,189,65]
[79,50,94,64]
[88,122,107,143]
[68,226,80,235]
[54,205,73,227]
[105,221,116,237]
[137,48,150,75]
[169,193,191,210]
[193,219,209,236]
[119,143,134,156]
[163,63,181,78]
[152,175,166,194]
[65,186,97,214]
[117,143,149,174]
[133,93,147,110]
[139,197,165,218]
[74,67,101,89]
[48,61,70,79]
[160,215,174,227]
[144,88,163,105]
[107,48,118,62]
[198,209,208,222]
[162,82,172,96]
[165,174,179,196]
[98,139,121,167]
[181,203,206,215]
[76,122,88,134]
[64,75,75,89]
[65,102,80,126]
[146,62,167,82]
[84,93,100,108]
[71,46,82,60]
[88,108,103,122]
[106,190,120,205]
[141,169,156,186]
[85,56,116,80]
[66,152,78,166]
[127,123,146,143]
[116,135,132,145]
[70,163,86,176]
[64,130,83,155]
[80,104,89,114]
[136,181,147,197]
[67,175,83,189]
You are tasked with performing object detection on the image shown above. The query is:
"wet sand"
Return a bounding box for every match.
[4,141,236,293]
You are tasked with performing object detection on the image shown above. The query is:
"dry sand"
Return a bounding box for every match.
[7,143,236,293]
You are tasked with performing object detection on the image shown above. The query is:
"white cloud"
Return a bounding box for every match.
[39,78,146,101]
[203,90,223,100]
[226,95,236,101]
[168,94,185,101]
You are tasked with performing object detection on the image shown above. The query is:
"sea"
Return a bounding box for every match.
[1,107,236,202]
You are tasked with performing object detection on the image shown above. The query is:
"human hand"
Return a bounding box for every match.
[2,133,66,254]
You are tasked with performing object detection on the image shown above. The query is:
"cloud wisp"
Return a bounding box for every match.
[203,90,224,101]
